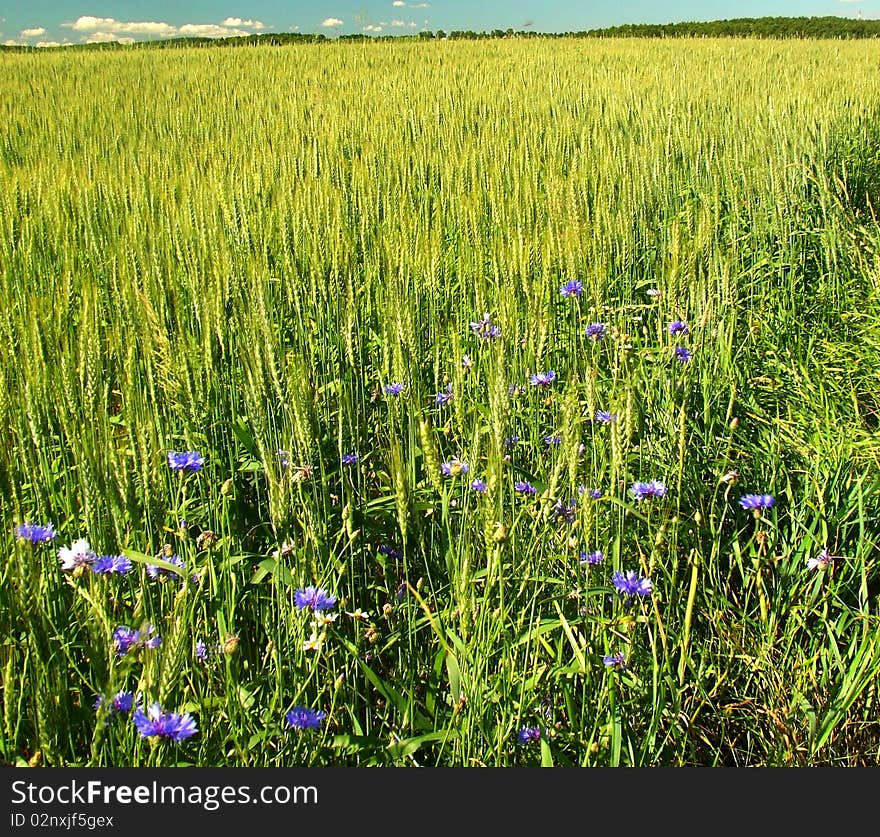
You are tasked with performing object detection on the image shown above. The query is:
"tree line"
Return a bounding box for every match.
[3,17,880,51]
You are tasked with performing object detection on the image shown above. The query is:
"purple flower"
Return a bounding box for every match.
[669,320,690,337]
[470,479,488,493]
[586,322,607,341]
[674,346,692,363]
[630,480,667,501]
[560,280,584,298]
[807,549,835,571]
[517,726,541,745]
[112,626,140,656]
[112,624,160,657]
[440,457,469,477]
[529,370,556,387]
[595,410,616,424]
[277,449,291,469]
[384,382,404,396]
[195,640,209,661]
[553,499,576,524]
[341,453,359,466]
[602,653,626,668]
[58,539,96,572]
[286,706,326,731]
[92,554,133,575]
[514,481,537,496]
[588,488,603,500]
[544,435,562,446]
[612,570,653,604]
[435,384,453,406]
[133,703,197,742]
[469,313,501,340]
[378,544,403,560]
[146,552,185,580]
[504,435,520,447]
[14,522,57,544]
[294,585,337,612]
[739,493,774,511]
[95,690,136,715]
[580,550,604,565]
[167,451,204,472]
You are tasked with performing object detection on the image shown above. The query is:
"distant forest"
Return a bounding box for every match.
[3,16,880,51]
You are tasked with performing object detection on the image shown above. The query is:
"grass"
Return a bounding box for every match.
[1,36,880,766]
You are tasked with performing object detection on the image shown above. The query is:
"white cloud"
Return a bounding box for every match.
[392,1,406,6]
[320,17,343,27]
[4,39,20,45]
[289,25,300,30]
[179,23,248,37]
[363,24,383,31]
[410,3,429,7]
[222,17,265,28]
[64,17,177,36]
[62,16,257,40]
[21,27,46,37]
[36,41,64,47]
[84,31,134,43]
[838,0,864,3]
[391,19,405,26]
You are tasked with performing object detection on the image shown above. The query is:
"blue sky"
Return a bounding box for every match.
[1,0,873,46]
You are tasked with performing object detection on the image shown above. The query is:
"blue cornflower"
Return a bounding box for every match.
[589,488,603,500]
[92,554,133,575]
[167,451,204,472]
[133,703,197,742]
[95,690,136,715]
[560,280,584,298]
[276,449,291,469]
[440,457,469,477]
[514,481,537,496]
[504,435,520,447]
[469,313,501,340]
[807,549,835,571]
[580,550,604,565]
[384,382,404,396]
[58,538,96,572]
[544,435,562,446]
[435,384,453,406]
[595,410,616,424]
[378,544,403,560]
[612,570,653,604]
[286,706,326,731]
[146,552,185,580]
[630,480,667,501]
[517,726,541,745]
[669,320,690,337]
[112,626,140,656]
[586,323,607,341]
[602,653,626,669]
[553,499,576,524]
[470,479,488,493]
[294,585,337,613]
[529,370,556,387]
[675,346,692,363]
[14,522,57,544]
[739,493,775,511]
[341,453,359,466]
[112,624,159,657]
